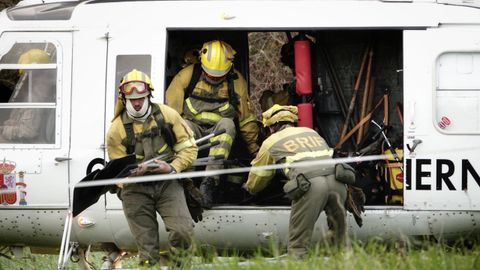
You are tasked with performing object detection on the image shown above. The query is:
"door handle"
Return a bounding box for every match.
[407,139,422,154]
[55,157,72,162]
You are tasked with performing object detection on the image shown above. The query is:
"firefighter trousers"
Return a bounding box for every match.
[121,180,193,264]
[288,174,347,258]
[185,118,236,178]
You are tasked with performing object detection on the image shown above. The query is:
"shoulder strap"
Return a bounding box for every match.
[152,104,177,148]
[121,113,136,155]
[185,63,203,99]
[227,69,239,111]
[186,63,240,111]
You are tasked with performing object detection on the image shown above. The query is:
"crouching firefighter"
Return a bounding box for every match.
[166,40,260,208]
[106,69,199,267]
[243,104,352,259]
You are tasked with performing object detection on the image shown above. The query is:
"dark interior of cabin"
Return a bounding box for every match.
[165,29,404,207]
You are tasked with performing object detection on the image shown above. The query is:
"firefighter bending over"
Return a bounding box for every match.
[107,69,198,267]
[166,40,259,208]
[244,105,351,258]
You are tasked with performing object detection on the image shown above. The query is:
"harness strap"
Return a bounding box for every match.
[227,70,239,110]
[189,94,229,103]
[185,63,203,99]
[121,104,176,156]
[185,63,239,108]
[123,121,135,155]
[151,104,177,147]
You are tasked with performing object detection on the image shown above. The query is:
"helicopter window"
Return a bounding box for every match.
[114,54,151,102]
[0,42,57,144]
[436,52,480,133]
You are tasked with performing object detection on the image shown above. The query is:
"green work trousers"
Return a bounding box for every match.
[121,180,193,263]
[288,174,347,258]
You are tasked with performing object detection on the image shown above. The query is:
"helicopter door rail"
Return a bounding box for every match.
[57,210,73,270]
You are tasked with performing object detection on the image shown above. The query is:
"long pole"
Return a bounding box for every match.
[356,48,374,145]
[336,45,370,149]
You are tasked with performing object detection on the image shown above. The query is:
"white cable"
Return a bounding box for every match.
[73,154,387,189]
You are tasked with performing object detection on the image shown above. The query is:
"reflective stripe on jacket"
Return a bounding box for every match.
[245,126,333,195]
[107,103,198,173]
[166,64,259,154]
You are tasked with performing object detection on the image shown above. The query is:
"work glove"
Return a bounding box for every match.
[182,179,203,223]
[345,185,366,227]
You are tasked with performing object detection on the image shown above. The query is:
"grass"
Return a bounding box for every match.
[1,239,479,270]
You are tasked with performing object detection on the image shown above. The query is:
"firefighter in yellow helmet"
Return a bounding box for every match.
[107,69,199,267]
[244,104,349,259]
[166,40,260,208]
[1,48,55,143]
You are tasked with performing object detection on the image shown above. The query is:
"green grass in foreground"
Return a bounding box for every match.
[1,239,480,270]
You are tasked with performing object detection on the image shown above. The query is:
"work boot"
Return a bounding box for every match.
[199,177,215,209]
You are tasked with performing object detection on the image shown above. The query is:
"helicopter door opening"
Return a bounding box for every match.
[404,27,480,211]
[165,29,405,208]
[102,29,162,246]
[0,32,72,207]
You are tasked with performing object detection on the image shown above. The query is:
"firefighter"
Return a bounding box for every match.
[107,69,198,267]
[166,40,260,208]
[243,104,348,259]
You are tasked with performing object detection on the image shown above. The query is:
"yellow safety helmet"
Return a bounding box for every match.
[199,40,235,77]
[262,104,298,127]
[119,69,154,99]
[18,49,51,75]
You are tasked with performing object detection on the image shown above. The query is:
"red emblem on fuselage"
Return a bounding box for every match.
[0,159,17,205]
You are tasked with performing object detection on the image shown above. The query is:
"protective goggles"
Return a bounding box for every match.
[120,81,149,96]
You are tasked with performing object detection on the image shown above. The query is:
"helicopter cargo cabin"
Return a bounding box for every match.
[0,0,480,263]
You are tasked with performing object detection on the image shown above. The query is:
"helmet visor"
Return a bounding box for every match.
[120,81,149,96]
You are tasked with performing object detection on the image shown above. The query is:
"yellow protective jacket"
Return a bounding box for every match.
[107,103,198,173]
[166,64,259,154]
[245,126,334,195]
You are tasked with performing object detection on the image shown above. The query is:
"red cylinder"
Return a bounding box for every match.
[294,40,312,95]
[297,103,313,128]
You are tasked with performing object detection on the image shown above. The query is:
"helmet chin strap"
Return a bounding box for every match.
[204,73,226,86]
[126,97,151,122]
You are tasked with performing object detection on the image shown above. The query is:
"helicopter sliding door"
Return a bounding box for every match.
[0,32,72,207]
[403,26,480,211]
[101,27,163,248]
[0,32,72,246]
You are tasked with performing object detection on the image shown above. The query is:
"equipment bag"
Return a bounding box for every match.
[381,148,404,204]
[335,163,356,185]
[283,173,311,201]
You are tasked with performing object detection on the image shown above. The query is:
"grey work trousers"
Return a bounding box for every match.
[121,180,193,263]
[288,174,347,258]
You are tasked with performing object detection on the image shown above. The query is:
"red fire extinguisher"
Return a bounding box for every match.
[294,39,313,128]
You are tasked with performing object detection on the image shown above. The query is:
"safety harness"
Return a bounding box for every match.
[185,63,240,110]
[121,104,176,156]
